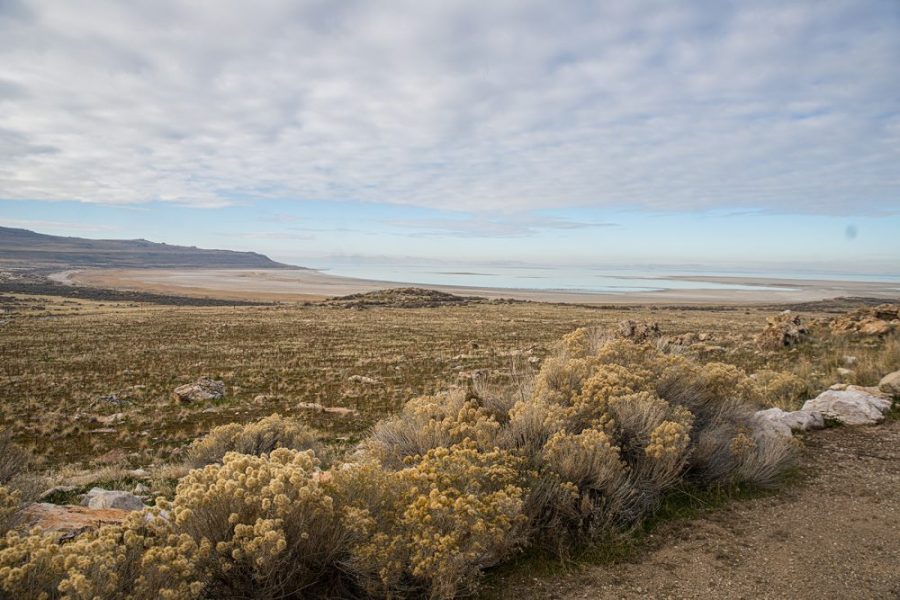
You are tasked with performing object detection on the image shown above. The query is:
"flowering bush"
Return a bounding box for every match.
[0,327,797,599]
[338,442,527,599]
[185,413,320,468]
[173,448,349,599]
[0,509,204,600]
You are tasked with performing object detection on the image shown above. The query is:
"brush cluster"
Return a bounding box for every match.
[0,328,797,599]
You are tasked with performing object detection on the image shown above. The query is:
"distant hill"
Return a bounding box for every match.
[0,226,291,269]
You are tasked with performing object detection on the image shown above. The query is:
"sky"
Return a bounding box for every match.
[0,0,898,274]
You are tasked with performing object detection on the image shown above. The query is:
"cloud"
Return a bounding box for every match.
[0,217,116,234]
[0,0,897,216]
[386,213,617,237]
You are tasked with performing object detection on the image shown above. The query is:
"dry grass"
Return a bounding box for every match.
[0,292,898,600]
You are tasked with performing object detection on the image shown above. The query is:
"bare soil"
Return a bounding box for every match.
[495,419,900,600]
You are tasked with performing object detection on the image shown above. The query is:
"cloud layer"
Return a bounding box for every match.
[1,0,898,215]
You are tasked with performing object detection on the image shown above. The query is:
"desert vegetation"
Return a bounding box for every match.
[0,291,897,599]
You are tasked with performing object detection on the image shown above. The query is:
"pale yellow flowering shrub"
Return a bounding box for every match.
[0,508,204,600]
[340,442,527,599]
[0,486,20,536]
[366,391,502,469]
[185,413,320,468]
[751,369,809,410]
[173,448,349,598]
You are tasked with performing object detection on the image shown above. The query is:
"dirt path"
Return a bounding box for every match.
[497,419,900,599]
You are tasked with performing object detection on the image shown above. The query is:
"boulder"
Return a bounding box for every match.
[879,370,900,397]
[755,407,825,433]
[172,378,225,403]
[348,375,380,385]
[81,488,145,511]
[757,312,808,350]
[21,502,128,537]
[801,388,893,425]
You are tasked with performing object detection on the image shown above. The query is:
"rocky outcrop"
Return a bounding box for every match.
[829,304,899,337]
[756,407,825,434]
[81,488,145,511]
[617,319,661,342]
[172,378,225,403]
[757,311,808,350]
[801,385,893,425]
[879,370,900,397]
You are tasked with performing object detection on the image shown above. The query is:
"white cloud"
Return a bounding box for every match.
[0,0,897,215]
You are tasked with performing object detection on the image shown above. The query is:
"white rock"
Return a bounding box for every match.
[172,378,225,403]
[82,488,145,511]
[755,407,825,432]
[801,388,892,425]
[755,412,793,438]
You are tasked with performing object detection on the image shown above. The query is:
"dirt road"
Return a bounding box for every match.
[497,419,900,599]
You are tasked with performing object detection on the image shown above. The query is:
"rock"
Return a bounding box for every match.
[96,412,125,425]
[297,402,358,417]
[132,483,149,495]
[81,488,145,511]
[322,406,358,417]
[755,412,792,437]
[348,375,380,385]
[96,393,130,406]
[842,356,858,367]
[617,319,661,342]
[756,407,825,432]
[801,388,893,425]
[829,304,899,336]
[836,368,855,379]
[757,311,808,350]
[21,502,129,537]
[38,485,78,501]
[172,378,225,403]
[126,468,150,479]
[879,370,900,397]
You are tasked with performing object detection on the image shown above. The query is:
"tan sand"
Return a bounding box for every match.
[56,268,900,305]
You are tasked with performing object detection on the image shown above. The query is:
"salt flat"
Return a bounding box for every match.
[62,267,900,305]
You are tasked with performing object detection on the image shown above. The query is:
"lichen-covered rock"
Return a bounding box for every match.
[81,488,145,511]
[879,370,900,397]
[757,311,808,349]
[755,407,825,433]
[801,388,893,425]
[172,377,225,403]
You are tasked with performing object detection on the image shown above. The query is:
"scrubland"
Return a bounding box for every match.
[0,291,898,599]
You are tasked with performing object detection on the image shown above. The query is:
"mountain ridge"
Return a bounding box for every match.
[0,226,293,269]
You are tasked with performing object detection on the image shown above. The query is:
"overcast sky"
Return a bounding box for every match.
[1,0,898,272]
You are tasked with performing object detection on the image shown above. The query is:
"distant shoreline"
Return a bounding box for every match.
[55,267,900,305]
